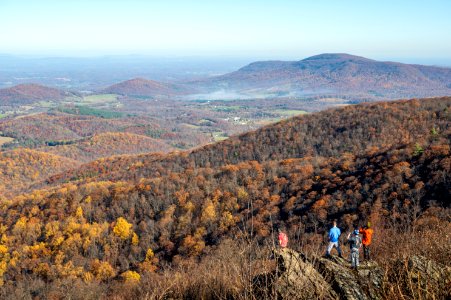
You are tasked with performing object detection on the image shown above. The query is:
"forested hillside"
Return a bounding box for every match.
[48,97,450,184]
[0,112,209,151]
[0,149,80,198]
[0,97,449,298]
[38,132,173,162]
[0,113,153,148]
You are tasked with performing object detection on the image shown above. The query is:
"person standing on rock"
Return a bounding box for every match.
[278,228,289,249]
[347,229,362,270]
[326,220,342,258]
[359,223,373,260]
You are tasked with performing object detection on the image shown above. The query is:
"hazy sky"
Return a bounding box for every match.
[1,0,450,63]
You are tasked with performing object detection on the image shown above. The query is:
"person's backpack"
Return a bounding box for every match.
[352,235,362,250]
[350,235,361,250]
[355,236,362,249]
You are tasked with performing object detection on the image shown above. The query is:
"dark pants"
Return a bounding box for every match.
[363,245,370,260]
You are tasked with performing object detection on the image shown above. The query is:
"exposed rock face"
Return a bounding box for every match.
[255,248,384,300]
[271,248,337,299]
[314,255,383,300]
[254,249,451,300]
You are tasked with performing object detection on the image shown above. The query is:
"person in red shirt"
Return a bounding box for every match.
[359,223,374,260]
[278,229,288,248]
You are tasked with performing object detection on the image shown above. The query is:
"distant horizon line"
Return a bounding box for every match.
[1,52,451,69]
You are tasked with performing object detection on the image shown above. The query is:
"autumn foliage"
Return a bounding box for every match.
[0,97,449,298]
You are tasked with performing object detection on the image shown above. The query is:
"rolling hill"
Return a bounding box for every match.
[0,83,74,106]
[193,53,451,99]
[0,112,131,147]
[0,112,166,148]
[39,132,174,162]
[0,111,213,155]
[103,77,193,98]
[0,131,173,197]
[0,148,80,198]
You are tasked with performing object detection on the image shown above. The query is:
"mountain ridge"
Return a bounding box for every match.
[194,53,451,99]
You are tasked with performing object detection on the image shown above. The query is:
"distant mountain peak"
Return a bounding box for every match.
[237,60,289,72]
[123,77,161,84]
[197,53,451,99]
[301,53,374,62]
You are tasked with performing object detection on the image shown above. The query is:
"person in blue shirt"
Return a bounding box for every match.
[325,220,343,258]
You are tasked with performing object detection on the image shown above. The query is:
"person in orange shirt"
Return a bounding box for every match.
[359,223,374,260]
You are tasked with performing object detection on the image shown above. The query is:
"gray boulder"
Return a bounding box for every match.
[273,248,338,299]
[314,255,384,300]
[253,248,337,299]
[253,248,450,300]
[253,248,384,300]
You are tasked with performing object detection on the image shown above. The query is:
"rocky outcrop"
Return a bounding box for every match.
[254,248,383,300]
[269,248,337,299]
[254,248,451,300]
[314,255,383,300]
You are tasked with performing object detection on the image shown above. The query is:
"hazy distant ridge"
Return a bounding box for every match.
[193,53,451,99]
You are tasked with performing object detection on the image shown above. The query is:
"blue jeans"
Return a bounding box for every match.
[326,241,342,256]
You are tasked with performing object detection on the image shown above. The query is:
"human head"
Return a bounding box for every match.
[333,220,337,227]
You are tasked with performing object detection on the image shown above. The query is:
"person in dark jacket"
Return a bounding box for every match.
[347,229,362,270]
